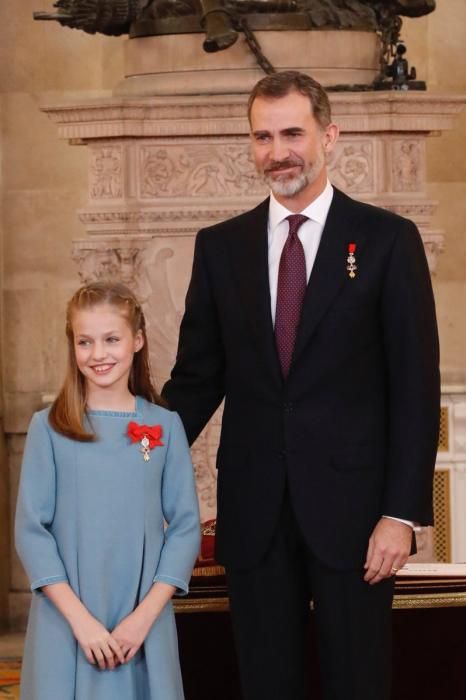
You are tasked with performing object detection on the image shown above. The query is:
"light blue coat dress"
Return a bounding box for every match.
[15,397,201,700]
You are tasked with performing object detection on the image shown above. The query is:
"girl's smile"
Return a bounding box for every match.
[72,304,143,401]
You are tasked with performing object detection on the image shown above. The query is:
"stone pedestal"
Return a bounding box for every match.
[42,89,465,527]
[116,30,381,96]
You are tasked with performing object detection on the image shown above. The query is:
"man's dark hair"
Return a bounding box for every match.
[247,71,332,129]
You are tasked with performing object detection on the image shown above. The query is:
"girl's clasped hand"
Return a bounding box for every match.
[75,608,153,669]
[73,612,126,670]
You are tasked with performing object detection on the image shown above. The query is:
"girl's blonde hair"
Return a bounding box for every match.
[49,281,165,441]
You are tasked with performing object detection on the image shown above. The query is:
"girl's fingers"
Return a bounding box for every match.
[107,637,126,665]
[125,647,137,663]
[84,648,96,665]
[102,643,116,670]
[92,648,106,670]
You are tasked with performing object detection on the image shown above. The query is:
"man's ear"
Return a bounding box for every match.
[324,122,339,154]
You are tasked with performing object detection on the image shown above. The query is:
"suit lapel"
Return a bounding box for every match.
[228,199,283,388]
[292,189,365,369]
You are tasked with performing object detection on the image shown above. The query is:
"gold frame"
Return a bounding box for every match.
[174,590,466,613]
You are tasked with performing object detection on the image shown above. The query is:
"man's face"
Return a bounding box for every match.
[249,91,338,206]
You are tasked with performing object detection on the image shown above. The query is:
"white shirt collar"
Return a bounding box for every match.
[268,179,334,234]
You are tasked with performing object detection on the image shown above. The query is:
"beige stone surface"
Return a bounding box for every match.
[403,4,466,376]
[120,30,380,95]
[1,0,466,629]
[0,1,125,628]
[8,436,27,593]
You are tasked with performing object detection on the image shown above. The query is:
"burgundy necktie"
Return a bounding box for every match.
[275,214,308,378]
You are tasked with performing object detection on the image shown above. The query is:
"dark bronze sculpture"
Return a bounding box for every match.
[33,0,435,85]
[34,1,435,38]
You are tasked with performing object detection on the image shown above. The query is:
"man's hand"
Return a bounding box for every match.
[364,517,412,585]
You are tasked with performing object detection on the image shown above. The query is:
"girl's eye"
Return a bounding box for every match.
[77,339,90,346]
[107,337,120,343]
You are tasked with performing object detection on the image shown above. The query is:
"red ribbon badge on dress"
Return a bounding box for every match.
[127,422,164,462]
[346,243,357,279]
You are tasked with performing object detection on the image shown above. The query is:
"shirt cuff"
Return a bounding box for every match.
[382,515,419,531]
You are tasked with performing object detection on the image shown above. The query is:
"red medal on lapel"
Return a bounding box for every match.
[347,243,357,279]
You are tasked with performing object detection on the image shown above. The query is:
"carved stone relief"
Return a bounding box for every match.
[392,139,424,192]
[139,143,266,199]
[90,146,124,199]
[71,232,219,523]
[72,238,148,287]
[190,407,223,523]
[328,140,374,193]
[57,92,466,530]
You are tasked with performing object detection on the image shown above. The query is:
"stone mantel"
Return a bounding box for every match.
[42,92,466,140]
[40,90,466,281]
[37,87,466,528]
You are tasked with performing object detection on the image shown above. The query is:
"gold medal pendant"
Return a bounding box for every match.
[140,436,151,462]
[347,243,357,279]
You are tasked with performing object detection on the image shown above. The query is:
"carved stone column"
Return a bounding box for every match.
[43,91,465,523]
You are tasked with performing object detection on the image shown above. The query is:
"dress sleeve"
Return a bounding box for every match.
[153,412,201,595]
[15,412,68,591]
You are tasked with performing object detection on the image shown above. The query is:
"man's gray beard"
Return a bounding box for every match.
[262,153,326,198]
[265,172,309,197]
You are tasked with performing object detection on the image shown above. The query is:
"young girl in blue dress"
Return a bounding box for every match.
[15,281,201,700]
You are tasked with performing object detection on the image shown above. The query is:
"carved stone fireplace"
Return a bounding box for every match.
[42,89,465,530]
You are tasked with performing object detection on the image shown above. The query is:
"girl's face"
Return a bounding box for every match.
[72,304,143,397]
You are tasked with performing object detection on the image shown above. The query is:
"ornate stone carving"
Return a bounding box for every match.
[141,243,184,381]
[421,235,445,274]
[139,144,266,199]
[392,139,423,192]
[90,146,123,199]
[53,88,466,535]
[72,238,148,287]
[328,140,374,193]
[78,208,254,226]
[190,407,223,522]
[41,94,466,141]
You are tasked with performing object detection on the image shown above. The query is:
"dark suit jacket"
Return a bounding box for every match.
[162,188,440,572]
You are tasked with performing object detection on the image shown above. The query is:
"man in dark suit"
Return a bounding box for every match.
[162,71,440,700]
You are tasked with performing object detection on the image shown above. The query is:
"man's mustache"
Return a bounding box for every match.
[264,158,303,174]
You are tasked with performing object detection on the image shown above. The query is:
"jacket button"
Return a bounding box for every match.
[283,402,294,413]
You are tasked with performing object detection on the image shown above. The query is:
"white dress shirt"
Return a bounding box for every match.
[266,181,415,534]
[268,179,333,325]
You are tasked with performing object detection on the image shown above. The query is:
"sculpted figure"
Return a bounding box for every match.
[34,0,435,38]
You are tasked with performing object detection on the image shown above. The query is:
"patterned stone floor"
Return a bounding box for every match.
[0,659,20,699]
[0,636,23,700]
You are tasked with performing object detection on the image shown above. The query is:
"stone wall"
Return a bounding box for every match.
[0,0,126,628]
[402,2,466,378]
[1,0,465,629]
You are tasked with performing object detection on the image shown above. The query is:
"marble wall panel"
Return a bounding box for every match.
[8,436,27,593]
